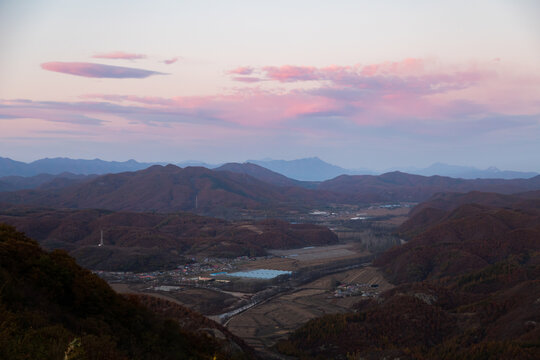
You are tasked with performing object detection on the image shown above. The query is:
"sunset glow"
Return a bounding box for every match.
[1,0,539,171]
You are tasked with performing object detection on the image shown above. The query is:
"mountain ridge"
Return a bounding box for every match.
[401,162,539,179]
[2,156,537,181]
[0,164,336,216]
[0,156,158,177]
[2,165,540,215]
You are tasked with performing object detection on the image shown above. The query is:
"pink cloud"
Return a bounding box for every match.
[6,58,537,142]
[360,58,424,76]
[228,66,254,75]
[41,62,167,79]
[163,57,179,65]
[225,59,490,102]
[76,59,511,127]
[230,59,457,91]
[92,51,147,60]
[75,90,340,127]
[229,59,426,83]
[262,65,319,82]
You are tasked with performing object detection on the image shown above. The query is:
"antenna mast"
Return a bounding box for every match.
[98,229,104,247]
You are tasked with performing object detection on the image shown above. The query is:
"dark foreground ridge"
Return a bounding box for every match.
[0,224,256,360]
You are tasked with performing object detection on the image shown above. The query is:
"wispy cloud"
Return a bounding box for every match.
[92,51,147,60]
[0,100,108,126]
[228,66,254,75]
[3,58,538,147]
[229,59,487,96]
[262,65,319,82]
[231,76,263,83]
[41,62,167,79]
[163,57,179,65]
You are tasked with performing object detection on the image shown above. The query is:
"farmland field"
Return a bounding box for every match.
[225,266,392,351]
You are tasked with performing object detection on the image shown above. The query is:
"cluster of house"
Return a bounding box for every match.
[94,255,274,285]
[334,282,379,298]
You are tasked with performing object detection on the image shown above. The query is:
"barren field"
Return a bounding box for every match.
[361,206,411,218]
[241,243,368,271]
[225,266,392,351]
[268,244,358,261]
[348,206,411,226]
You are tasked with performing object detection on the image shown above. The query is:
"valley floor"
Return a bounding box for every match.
[225,266,392,353]
[111,263,391,357]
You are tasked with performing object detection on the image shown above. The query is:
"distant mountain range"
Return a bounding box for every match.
[398,162,538,179]
[1,156,537,181]
[0,157,157,177]
[0,172,95,192]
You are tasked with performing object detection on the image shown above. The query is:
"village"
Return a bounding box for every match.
[93,255,265,285]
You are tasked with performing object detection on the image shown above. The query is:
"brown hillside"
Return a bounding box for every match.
[318,172,540,202]
[0,206,338,271]
[277,191,540,359]
[0,165,340,215]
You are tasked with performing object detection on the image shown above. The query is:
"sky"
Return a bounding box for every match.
[1,0,539,172]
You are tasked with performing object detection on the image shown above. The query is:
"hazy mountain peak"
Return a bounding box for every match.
[0,156,158,177]
[406,163,538,180]
[248,157,374,181]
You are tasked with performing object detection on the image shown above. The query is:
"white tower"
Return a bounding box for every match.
[98,230,104,247]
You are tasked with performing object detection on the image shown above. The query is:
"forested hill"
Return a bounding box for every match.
[276,191,540,359]
[0,207,338,271]
[3,166,540,216]
[0,224,255,360]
